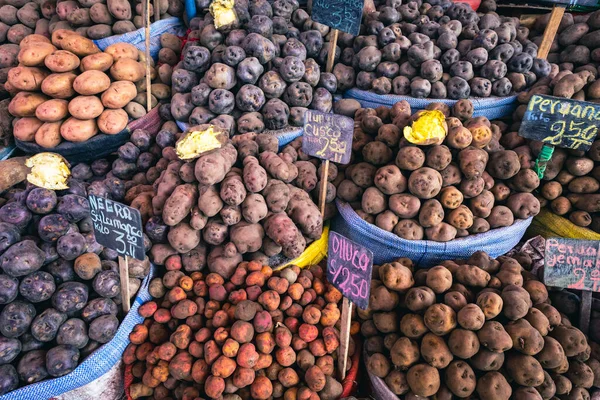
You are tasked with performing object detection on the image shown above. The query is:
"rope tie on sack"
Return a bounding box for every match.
[177,29,200,60]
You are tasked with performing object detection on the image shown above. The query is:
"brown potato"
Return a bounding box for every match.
[35,121,63,148]
[45,50,81,72]
[41,72,77,99]
[81,52,115,72]
[101,80,137,108]
[477,321,512,353]
[13,117,43,141]
[391,337,420,370]
[425,265,452,294]
[110,58,145,82]
[60,117,98,142]
[56,31,100,56]
[18,42,57,66]
[476,292,503,319]
[505,319,544,355]
[505,352,545,387]
[8,66,48,91]
[68,96,104,119]
[423,304,456,336]
[400,314,429,339]
[406,364,440,397]
[476,371,511,400]
[470,348,505,371]
[420,333,453,369]
[97,109,128,135]
[445,360,476,397]
[35,99,69,122]
[8,92,48,117]
[457,304,485,330]
[73,70,111,95]
[105,42,139,61]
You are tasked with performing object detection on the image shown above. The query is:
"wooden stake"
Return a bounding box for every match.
[119,256,131,313]
[580,290,592,336]
[326,29,339,74]
[338,297,352,381]
[538,5,565,60]
[319,160,329,216]
[145,0,152,112]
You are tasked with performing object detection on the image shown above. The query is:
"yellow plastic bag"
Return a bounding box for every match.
[274,223,329,271]
[527,208,600,240]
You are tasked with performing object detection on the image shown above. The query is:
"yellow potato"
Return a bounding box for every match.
[8,92,49,117]
[7,66,49,91]
[60,117,98,142]
[80,52,114,72]
[44,50,81,73]
[35,121,63,148]
[97,108,128,134]
[18,42,57,67]
[36,99,69,122]
[110,58,145,82]
[41,72,77,99]
[105,43,138,61]
[101,80,137,108]
[68,96,104,119]
[13,117,43,141]
[73,70,111,95]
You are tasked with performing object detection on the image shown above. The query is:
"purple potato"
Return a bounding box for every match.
[0,202,32,229]
[17,350,47,384]
[56,195,90,223]
[235,84,266,112]
[104,177,125,201]
[83,232,102,255]
[46,345,79,377]
[101,247,119,261]
[91,159,111,177]
[171,68,199,94]
[26,188,57,214]
[86,181,109,198]
[0,364,18,394]
[52,282,89,313]
[81,298,118,323]
[0,337,20,364]
[111,159,137,180]
[88,314,119,343]
[37,214,70,242]
[92,270,120,298]
[236,57,264,85]
[0,222,20,254]
[78,217,93,233]
[0,300,36,337]
[130,129,152,151]
[0,274,18,304]
[182,45,211,72]
[57,318,88,349]
[136,152,156,172]
[191,83,211,106]
[30,308,67,342]
[41,241,59,264]
[117,142,140,163]
[56,233,87,261]
[262,98,289,130]
[47,258,75,285]
[145,217,168,244]
[19,271,56,303]
[20,333,44,352]
[80,340,100,359]
[0,240,45,277]
[209,89,235,114]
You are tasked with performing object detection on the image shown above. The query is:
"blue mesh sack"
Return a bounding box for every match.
[344,88,518,120]
[94,17,185,60]
[176,121,303,147]
[0,268,154,400]
[332,200,532,267]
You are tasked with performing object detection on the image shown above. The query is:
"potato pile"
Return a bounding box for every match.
[125,261,348,400]
[165,0,337,132]
[7,33,172,148]
[0,153,155,395]
[329,0,550,98]
[336,100,541,242]
[126,126,334,278]
[362,250,599,399]
[0,0,49,46]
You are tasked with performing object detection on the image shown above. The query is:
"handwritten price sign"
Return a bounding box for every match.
[327,231,373,310]
[88,195,145,261]
[519,94,600,151]
[312,0,364,36]
[302,110,353,164]
[544,237,600,292]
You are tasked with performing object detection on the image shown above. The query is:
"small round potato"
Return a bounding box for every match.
[80,52,114,72]
[73,70,111,95]
[45,50,81,72]
[68,96,104,119]
[60,117,98,142]
[97,109,128,135]
[35,121,63,148]
[36,99,69,122]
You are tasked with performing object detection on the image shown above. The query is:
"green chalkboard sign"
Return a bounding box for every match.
[518,94,600,151]
[312,0,364,36]
[544,237,600,292]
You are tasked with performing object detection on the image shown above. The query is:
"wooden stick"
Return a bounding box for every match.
[580,290,592,336]
[338,297,352,381]
[145,0,152,112]
[538,5,565,60]
[119,256,131,313]
[319,159,329,216]
[326,29,339,74]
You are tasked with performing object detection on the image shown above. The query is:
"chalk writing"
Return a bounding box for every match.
[312,0,364,36]
[544,237,600,292]
[302,110,353,164]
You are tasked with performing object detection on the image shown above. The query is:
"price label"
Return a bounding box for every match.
[88,195,145,261]
[519,94,600,151]
[327,231,373,310]
[302,110,353,164]
[312,0,364,36]
[544,237,600,292]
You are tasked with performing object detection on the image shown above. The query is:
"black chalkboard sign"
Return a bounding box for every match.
[311,0,364,36]
[518,94,600,151]
[327,231,373,310]
[88,195,145,261]
[544,237,600,292]
[302,110,353,164]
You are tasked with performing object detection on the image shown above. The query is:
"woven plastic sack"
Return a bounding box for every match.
[0,267,154,400]
[344,89,518,120]
[94,17,185,60]
[528,208,600,240]
[16,107,162,163]
[333,200,532,267]
[176,121,303,147]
